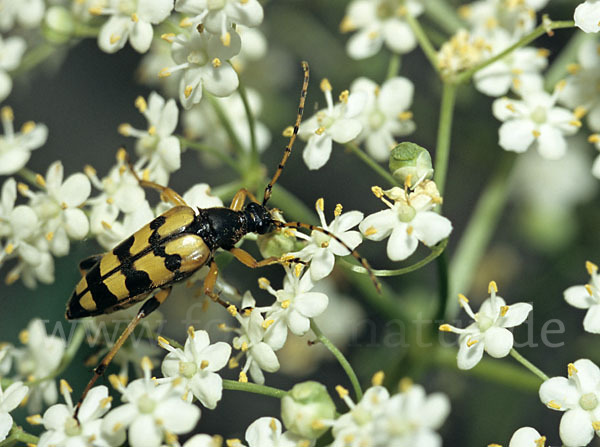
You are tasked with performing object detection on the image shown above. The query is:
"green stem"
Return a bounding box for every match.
[340,237,447,277]
[267,183,318,225]
[345,143,399,187]
[434,251,449,325]
[545,30,592,89]
[403,7,440,72]
[433,82,457,198]
[455,19,576,84]
[179,137,242,174]
[222,379,287,399]
[447,153,516,318]
[423,0,464,35]
[386,53,401,80]
[510,349,550,382]
[206,94,245,157]
[0,425,39,447]
[311,320,363,401]
[17,168,40,188]
[237,80,259,166]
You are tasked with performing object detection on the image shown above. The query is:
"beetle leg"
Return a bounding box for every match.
[122,149,188,207]
[78,254,104,274]
[229,188,260,211]
[73,287,171,422]
[203,259,241,314]
[229,247,305,268]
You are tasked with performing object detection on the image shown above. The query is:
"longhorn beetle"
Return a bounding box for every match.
[66,61,380,418]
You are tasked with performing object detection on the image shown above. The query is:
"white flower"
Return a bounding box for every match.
[232,292,280,384]
[37,381,121,447]
[119,92,181,185]
[86,151,147,235]
[575,1,600,33]
[159,328,231,409]
[14,319,66,413]
[459,0,542,39]
[94,0,174,53]
[138,40,180,97]
[25,161,91,256]
[439,281,533,370]
[244,417,314,447]
[359,181,452,261]
[0,0,45,31]
[492,87,581,159]
[508,427,547,447]
[0,35,26,103]
[0,381,28,442]
[298,80,366,170]
[559,39,600,132]
[287,198,363,282]
[350,76,416,162]
[230,25,267,72]
[564,261,600,334]
[261,266,329,349]
[96,199,154,250]
[161,28,240,109]
[473,30,547,97]
[155,183,224,216]
[0,106,48,175]
[373,382,450,447]
[101,357,201,447]
[340,0,422,59]
[539,359,600,447]
[437,30,490,76]
[0,343,12,376]
[182,88,271,156]
[175,0,264,45]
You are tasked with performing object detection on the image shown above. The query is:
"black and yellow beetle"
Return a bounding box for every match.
[67,62,380,417]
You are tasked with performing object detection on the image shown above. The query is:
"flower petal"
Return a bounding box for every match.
[564,285,595,309]
[559,408,594,447]
[155,397,201,431]
[483,326,513,358]
[387,224,418,261]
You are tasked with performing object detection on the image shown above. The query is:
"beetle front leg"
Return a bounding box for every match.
[203,259,241,315]
[229,247,305,268]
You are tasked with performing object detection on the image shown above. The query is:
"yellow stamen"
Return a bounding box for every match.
[60,379,73,394]
[547,400,561,409]
[157,336,170,347]
[334,203,343,217]
[320,78,332,92]
[315,126,326,135]
[88,6,103,15]
[188,325,196,338]
[17,182,29,195]
[488,280,498,294]
[371,370,384,386]
[212,57,222,68]
[238,371,248,382]
[221,32,231,46]
[135,96,147,113]
[338,90,349,103]
[315,197,324,212]
[158,68,172,78]
[258,277,270,289]
[335,385,349,398]
[585,284,594,296]
[398,111,413,121]
[566,63,580,74]
[371,185,384,198]
[569,119,582,128]
[106,197,114,205]
[269,418,277,432]
[228,358,239,368]
[131,13,138,22]
[364,226,377,236]
[184,85,193,98]
[1,106,13,121]
[500,305,509,317]
[179,17,193,27]
[21,121,35,134]
[109,34,121,44]
[339,16,355,33]
[200,360,209,369]
[532,129,541,138]
[118,123,132,136]
[45,232,54,241]
[574,106,587,119]
[108,374,122,390]
[586,260,598,275]
[84,164,96,177]
[5,243,14,255]
[438,324,452,332]
[241,341,248,352]
[458,293,469,304]
[19,329,29,344]
[399,377,413,392]
[101,220,112,230]
[26,414,43,425]
[588,134,600,144]
[35,173,46,187]
[281,299,290,309]
[141,356,153,371]
[262,319,274,329]
[568,362,577,377]
[227,304,237,316]
[592,421,600,431]
[161,33,175,43]
[148,125,156,136]
[466,338,478,347]
[555,79,567,92]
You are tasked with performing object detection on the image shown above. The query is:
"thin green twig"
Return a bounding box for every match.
[510,349,550,382]
[403,7,440,73]
[433,82,457,199]
[311,320,362,401]
[179,137,242,174]
[222,379,287,399]
[237,80,259,165]
[345,142,399,187]
[206,93,245,157]
[0,425,39,447]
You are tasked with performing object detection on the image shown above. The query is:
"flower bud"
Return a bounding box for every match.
[257,230,299,259]
[281,381,336,439]
[389,142,433,187]
[43,7,75,43]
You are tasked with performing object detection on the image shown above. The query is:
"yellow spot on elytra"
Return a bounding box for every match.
[488,280,498,294]
[547,400,561,409]
[500,305,509,317]
[21,121,35,134]
[320,78,332,92]
[161,33,175,43]
[371,370,384,386]
[238,371,248,382]
[282,126,294,137]
[335,385,349,398]
[568,362,578,377]
[109,34,121,44]
[212,57,222,68]
[339,89,349,103]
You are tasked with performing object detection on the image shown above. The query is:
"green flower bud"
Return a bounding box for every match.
[281,381,336,439]
[43,7,75,44]
[389,142,433,187]
[257,230,299,259]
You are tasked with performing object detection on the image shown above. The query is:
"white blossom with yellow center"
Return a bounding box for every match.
[439,281,532,370]
[564,261,600,334]
[0,381,28,442]
[0,106,48,175]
